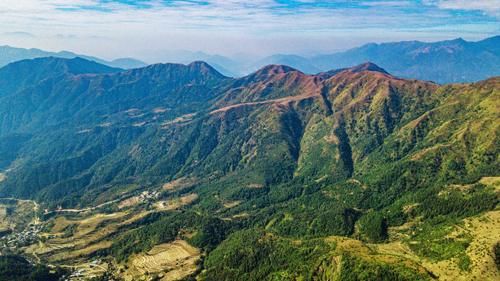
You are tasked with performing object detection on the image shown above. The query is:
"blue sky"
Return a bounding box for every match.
[0,0,498,61]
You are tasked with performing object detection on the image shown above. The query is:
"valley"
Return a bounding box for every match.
[1,171,499,280]
[0,176,208,280]
[0,56,497,280]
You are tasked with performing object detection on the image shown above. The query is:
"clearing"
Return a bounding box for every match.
[123,240,200,281]
[162,177,198,192]
[154,194,198,211]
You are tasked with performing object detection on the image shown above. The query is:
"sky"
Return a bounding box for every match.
[0,0,499,62]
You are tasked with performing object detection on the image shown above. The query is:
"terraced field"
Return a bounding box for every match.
[27,210,152,263]
[124,240,200,281]
[24,187,186,267]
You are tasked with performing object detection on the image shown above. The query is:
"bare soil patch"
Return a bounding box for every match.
[154,194,198,211]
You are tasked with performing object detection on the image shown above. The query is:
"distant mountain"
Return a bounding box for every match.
[250,54,321,74]
[310,36,500,83]
[155,50,243,77]
[3,36,498,83]
[0,57,498,280]
[0,45,148,69]
[219,36,500,83]
[108,58,148,69]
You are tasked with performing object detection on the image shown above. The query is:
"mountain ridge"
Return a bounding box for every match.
[2,35,499,83]
[0,57,488,203]
[0,56,497,280]
[213,35,500,83]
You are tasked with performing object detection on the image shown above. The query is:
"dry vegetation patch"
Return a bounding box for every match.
[480,176,500,191]
[124,240,200,281]
[153,107,168,113]
[0,206,9,232]
[247,183,264,189]
[377,210,500,281]
[459,211,500,281]
[162,177,197,192]
[73,213,127,238]
[223,200,241,209]
[154,194,198,211]
[161,113,196,127]
[51,240,114,261]
[325,236,428,275]
[49,216,74,234]
[118,196,142,209]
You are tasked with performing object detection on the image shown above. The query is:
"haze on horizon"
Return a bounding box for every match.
[0,0,499,63]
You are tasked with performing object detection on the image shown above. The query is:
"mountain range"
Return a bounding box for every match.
[246,36,500,83]
[0,56,498,280]
[2,35,499,84]
[0,45,147,69]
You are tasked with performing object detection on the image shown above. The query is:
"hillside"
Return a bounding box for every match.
[0,57,498,280]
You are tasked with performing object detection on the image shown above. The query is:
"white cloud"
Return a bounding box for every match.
[360,1,412,7]
[426,0,500,17]
[0,0,497,60]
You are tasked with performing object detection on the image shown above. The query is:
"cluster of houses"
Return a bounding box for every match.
[0,222,42,252]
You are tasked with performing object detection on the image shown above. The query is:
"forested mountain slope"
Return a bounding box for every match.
[0,57,498,280]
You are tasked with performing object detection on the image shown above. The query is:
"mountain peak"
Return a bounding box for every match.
[123,61,227,86]
[237,64,303,85]
[139,61,222,75]
[188,60,212,68]
[109,57,147,69]
[255,64,300,76]
[187,61,225,77]
[347,62,389,74]
[448,37,466,44]
[0,57,122,97]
